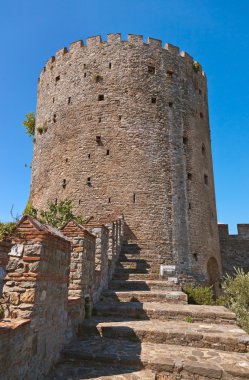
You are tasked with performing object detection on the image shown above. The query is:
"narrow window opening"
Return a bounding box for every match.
[55,75,60,83]
[55,198,58,205]
[98,117,102,123]
[87,177,91,186]
[65,158,68,163]
[84,72,87,78]
[187,173,192,180]
[204,174,209,185]
[79,199,81,205]
[148,65,155,74]
[200,112,204,119]
[151,97,157,104]
[108,197,111,203]
[109,62,112,69]
[133,193,136,203]
[183,137,188,145]
[68,97,71,104]
[202,143,206,155]
[119,115,122,120]
[193,253,198,261]
[199,89,202,95]
[168,102,173,107]
[96,135,101,144]
[88,154,91,159]
[62,179,66,189]
[188,202,191,210]
[84,64,87,69]
[52,97,55,103]
[95,75,103,83]
[106,149,110,156]
[166,70,174,78]
[53,114,57,123]
[98,94,104,101]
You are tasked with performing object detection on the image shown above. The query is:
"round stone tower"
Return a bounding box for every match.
[30,33,222,283]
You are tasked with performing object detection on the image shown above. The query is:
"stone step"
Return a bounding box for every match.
[94,302,237,324]
[81,318,249,352]
[109,280,181,291]
[117,261,152,270]
[48,362,155,379]
[112,273,160,280]
[62,337,249,379]
[100,290,187,304]
[114,268,150,275]
[119,253,163,261]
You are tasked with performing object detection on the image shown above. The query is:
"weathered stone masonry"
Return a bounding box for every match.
[219,224,249,275]
[0,214,124,380]
[30,33,221,283]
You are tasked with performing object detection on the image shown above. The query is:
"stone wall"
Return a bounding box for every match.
[0,216,71,380]
[0,213,124,379]
[219,224,249,275]
[0,240,11,295]
[30,33,221,284]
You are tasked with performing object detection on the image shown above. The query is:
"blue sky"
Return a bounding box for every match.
[0,0,248,232]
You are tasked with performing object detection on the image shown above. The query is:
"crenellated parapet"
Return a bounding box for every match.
[218,224,249,275]
[38,33,205,82]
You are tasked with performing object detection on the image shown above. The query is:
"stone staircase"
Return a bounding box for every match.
[48,243,249,379]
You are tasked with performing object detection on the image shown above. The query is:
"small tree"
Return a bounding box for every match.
[24,199,86,228]
[23,112,36,137]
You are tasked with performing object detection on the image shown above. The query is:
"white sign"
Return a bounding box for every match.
[8,244,24,257]
[160,265,176,276]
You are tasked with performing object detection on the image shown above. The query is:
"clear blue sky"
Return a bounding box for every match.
[0,0,248,232]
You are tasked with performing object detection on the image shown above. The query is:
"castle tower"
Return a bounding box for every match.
[30,34,222,284]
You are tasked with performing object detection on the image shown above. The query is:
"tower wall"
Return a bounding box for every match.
[30,34,221,281]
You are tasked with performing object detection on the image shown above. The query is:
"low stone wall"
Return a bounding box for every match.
[0,216,71,379]
[0,213,124,379]
[0,240,11,295]
[219,224,249,275]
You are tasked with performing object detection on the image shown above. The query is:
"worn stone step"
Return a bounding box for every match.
[119,253,163,261]
[114,268,150,275]
[117,261,151,270]
[112,273,160,280]
[81,318,249,352]
[108,280,181,291]
[94,302,237,324]
[48,361,155,379]
[100,290,187,304]
[62,337,249,379]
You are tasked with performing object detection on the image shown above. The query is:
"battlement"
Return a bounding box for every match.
[39,33,205,79]
[218,224,249,239]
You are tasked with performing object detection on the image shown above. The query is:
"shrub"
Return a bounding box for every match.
[222,268,249,333]
[183,284,214,305]
[23,112,36,137]
[37,126,43,135]
[0,222,17,240]
[185,315,193,323]
[23,199,38,218]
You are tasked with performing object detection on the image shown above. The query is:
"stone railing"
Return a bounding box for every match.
[0,213,124,379]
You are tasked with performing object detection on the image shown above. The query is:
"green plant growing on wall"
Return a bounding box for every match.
[23,112,36,137]
[193,61,201,73]
[23,199,38,219]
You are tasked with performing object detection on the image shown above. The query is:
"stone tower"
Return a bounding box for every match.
[30,33,221,284]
